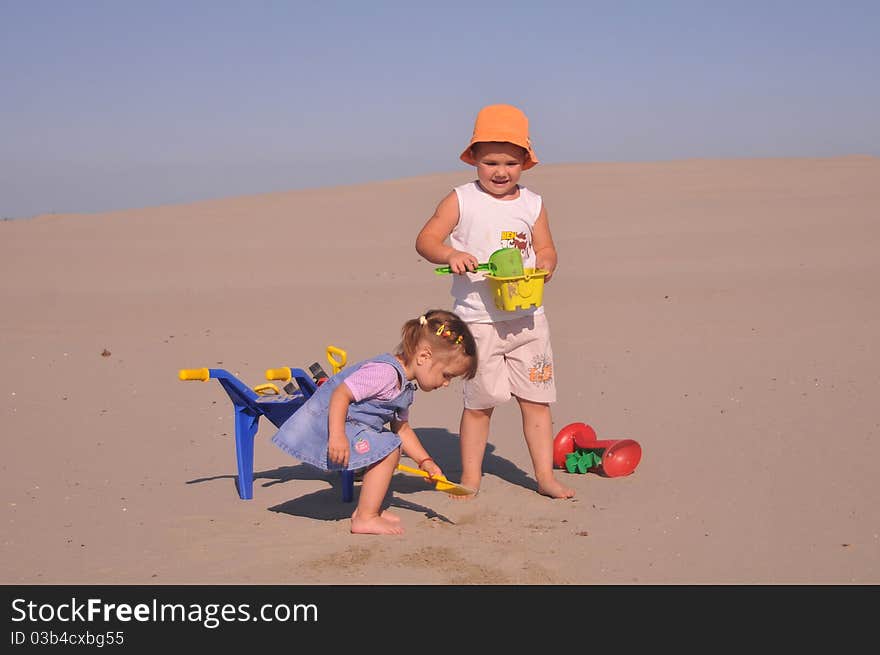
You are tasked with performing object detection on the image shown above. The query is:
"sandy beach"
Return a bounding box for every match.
[2,155,878,584]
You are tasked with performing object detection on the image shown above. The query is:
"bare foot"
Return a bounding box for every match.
[449,475,480,501]
[537,477,576,499]
[351,511,404,535]
[380,509,401,523]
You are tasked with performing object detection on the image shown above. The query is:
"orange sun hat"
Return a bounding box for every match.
[459,104,539,170]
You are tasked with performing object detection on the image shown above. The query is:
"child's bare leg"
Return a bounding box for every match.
[457,406,493,497]
[350,450,404,535]
[516,397,575,499]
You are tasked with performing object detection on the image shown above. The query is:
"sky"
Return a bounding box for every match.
[2,0,878,219]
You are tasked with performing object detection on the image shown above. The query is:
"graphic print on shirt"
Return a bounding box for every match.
[500,230,531,260]
[528,353,554,387]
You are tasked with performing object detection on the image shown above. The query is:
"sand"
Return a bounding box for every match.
[2,155,878,584]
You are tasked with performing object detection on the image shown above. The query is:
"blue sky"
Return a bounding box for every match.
[2,1,878,218]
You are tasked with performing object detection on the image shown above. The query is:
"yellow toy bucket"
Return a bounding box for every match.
[485,268,549,311]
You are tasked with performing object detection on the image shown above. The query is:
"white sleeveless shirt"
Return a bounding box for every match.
[449,181,545,323]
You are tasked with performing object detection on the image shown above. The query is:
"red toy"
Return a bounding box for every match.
[553,422,642,477]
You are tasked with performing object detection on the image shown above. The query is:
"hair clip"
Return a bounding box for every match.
[419,315,428,326]
[435,324,446,336]
[454,335,463,345]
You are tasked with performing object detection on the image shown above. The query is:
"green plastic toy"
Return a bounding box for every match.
[434,247,524,277]
[565,449,604,474]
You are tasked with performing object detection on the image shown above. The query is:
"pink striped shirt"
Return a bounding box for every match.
[343,361,409,421]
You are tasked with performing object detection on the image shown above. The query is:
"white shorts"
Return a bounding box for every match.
[463,313,556,410]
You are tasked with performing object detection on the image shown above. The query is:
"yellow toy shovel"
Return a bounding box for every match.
[396,464,476,496]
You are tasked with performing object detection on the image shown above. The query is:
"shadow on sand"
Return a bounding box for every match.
[186,426,537,523]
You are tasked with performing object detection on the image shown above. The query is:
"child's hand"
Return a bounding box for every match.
[535,252,557,283]
[420,458,444,483]
[328,432,350,467]
[446,250,480,275]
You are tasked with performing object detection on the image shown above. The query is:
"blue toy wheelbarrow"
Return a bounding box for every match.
[178,346,354,502]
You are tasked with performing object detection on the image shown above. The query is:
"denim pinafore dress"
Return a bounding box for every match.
[270,353,415,471]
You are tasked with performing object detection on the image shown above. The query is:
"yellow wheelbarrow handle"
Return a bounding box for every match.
[178,368,210,381]
[265,367,292,382]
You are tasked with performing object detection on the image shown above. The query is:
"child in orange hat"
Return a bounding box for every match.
[415,104,574,499]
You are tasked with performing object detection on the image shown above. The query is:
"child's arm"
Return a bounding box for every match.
[532,204,558,283]
[393,419,444,481]
[415,191,479,274]
[327,384,355,467]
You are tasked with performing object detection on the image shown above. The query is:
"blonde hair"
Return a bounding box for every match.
[396,309,478,380]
